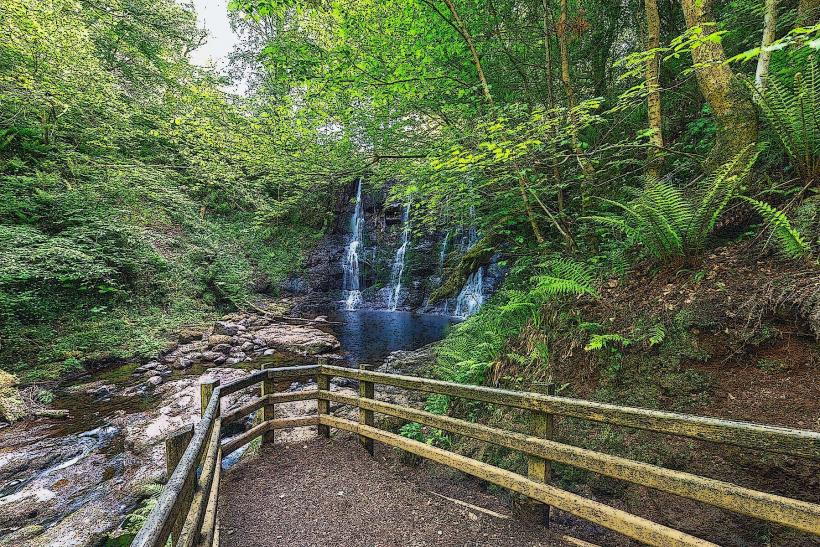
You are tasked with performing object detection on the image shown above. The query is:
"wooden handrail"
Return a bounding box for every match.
[135,363,820,546]
[320,364,820,459]
[322,414,717,546]
[320,389,820,535]
[132,384,222,547]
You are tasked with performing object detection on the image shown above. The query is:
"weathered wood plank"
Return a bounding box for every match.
[320,364,820,459]
[527,382,554,526]
[317,358,330,438]
[222,391,318,426]
[177,418,222,547]
[200,380,219,418]
[220,416,320,456]
[260,377,276,446]
[164,425,194,544]
[198,446,222,547]
[358,364,375,456]
[220,365,317,397]
[132,386,221,547]
[219,370,267,397]
[319,390,820,535]
[320,414,716,547]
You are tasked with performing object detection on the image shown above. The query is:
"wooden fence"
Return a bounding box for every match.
[132,361,820,547]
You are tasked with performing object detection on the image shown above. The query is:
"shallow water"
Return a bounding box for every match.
[326,310,458,365]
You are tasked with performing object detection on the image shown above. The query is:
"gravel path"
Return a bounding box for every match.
[219,436,576,547]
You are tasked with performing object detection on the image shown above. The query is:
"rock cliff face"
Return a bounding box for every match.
[285,181,505,314]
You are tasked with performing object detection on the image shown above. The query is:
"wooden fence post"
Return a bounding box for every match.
[165,425,194,544]
[260,374,276,446]
[317,357,330,438]
[358,363,375,455]
[527,381,555,527]
[200,379,219,417]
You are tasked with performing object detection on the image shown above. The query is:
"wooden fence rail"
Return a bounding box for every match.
[133,362,820,547]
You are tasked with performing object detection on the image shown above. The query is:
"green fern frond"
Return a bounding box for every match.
[741,197,811,259]
[648,324,666,346]
[531,258,599,299]
[687,146,758,250]
[584,333,631,351]
[750,57,819,183]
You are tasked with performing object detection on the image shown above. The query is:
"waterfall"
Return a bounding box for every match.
[452,208,484,318]
[454,267,484,318]
[387,203,411,311]
[342,180,364,310]
[438,232,449,274]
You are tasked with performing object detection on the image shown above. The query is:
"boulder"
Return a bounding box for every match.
[211,343,232,354]
[200,351,223,362]
[253,324,340,355]
[213,321,240,337]
[207,334,233,348]
[147,375,163,386]
[177,327,202,344]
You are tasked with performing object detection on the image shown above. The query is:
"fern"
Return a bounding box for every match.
[584,333,632,352]
[648,324,666,347]
[749,57,820,185]
[586,148,758,263]
[531,258,598,299]
[742,197,811,258]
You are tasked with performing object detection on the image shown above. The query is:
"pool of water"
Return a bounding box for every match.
[326,310,458,365]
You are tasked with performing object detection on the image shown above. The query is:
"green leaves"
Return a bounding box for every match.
[586,147,759,264]
[742,197,811,259]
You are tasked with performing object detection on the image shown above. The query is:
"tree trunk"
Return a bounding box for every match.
[797,0,819,26]
[441,0,493,104]
[755,0,777,90]
[542,0,555,108]
[644,0,664,179]
[680,0,758,167]
[557,0,594,209]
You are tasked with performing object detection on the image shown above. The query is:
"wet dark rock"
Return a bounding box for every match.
[174,358,193,370]
[214,321,240,336]
[211,343,232,354]
[201,350,222,362]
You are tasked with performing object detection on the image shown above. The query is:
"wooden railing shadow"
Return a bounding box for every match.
[132,360,820,547]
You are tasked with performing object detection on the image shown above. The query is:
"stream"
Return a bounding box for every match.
[0,310,455,546]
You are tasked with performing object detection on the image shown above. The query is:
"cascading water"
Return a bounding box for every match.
[342,180,365,310]
[438,232,449,274]
[452,209,485,318]
[387,203,411,311]
[454,267,484,318]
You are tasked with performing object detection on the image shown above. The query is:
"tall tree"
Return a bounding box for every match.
[644,0,664,179]
[680,0,758,166]
[755,0,777,90]
[557,0,594,208]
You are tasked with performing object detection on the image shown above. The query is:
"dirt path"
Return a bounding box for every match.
[219,436,581,547]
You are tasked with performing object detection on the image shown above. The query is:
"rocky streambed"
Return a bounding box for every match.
[0,313,343,546]
[0,308,443,546]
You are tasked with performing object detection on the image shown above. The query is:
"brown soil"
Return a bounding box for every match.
[219,436,581,547]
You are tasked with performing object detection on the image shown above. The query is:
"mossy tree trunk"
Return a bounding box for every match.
[680,0,758,169]
[644,0,664,180]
